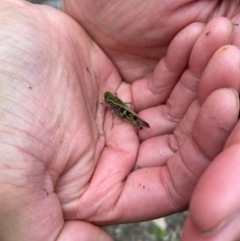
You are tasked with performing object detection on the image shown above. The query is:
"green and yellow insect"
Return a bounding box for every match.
[104,91,150,129]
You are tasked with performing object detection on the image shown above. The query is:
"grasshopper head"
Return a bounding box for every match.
[104,91,114,104]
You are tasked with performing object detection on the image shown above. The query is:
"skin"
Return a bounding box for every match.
[0,0,239,241]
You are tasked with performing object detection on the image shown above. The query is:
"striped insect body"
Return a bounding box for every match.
[104,91,150,129]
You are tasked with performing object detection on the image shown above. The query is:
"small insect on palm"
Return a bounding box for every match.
[104,91,150,129]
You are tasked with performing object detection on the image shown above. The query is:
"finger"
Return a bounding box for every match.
[132,22,205,110]
[138,18,234,139]
[137,87,238,172]
[188,124,240,240]
[189,17,234,77]
[113,88,239,223]
[133,17,234,112]
[136,100,199,167]
[182,41,240,239]
[182,216,240,241]
[198,45,240,102]
[57,221,113,241]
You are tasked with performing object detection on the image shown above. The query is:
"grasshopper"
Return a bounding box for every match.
[104,91,150,129]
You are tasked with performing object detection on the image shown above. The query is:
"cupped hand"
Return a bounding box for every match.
[64,1,240,240]
[0,1,239,241]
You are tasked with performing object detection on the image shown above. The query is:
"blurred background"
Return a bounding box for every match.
[25,0,188,240]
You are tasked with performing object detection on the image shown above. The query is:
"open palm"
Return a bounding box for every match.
[0,1,240,241]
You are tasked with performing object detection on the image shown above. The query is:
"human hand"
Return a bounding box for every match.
[64,1,240,240]
[64,0,240,241]
[0,1,125,240]
[63,0,240,82]
[0,1,239,241]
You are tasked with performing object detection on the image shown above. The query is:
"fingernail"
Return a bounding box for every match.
[229,88,239,103]
[228,88,240,118]
[201,211,240,237]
